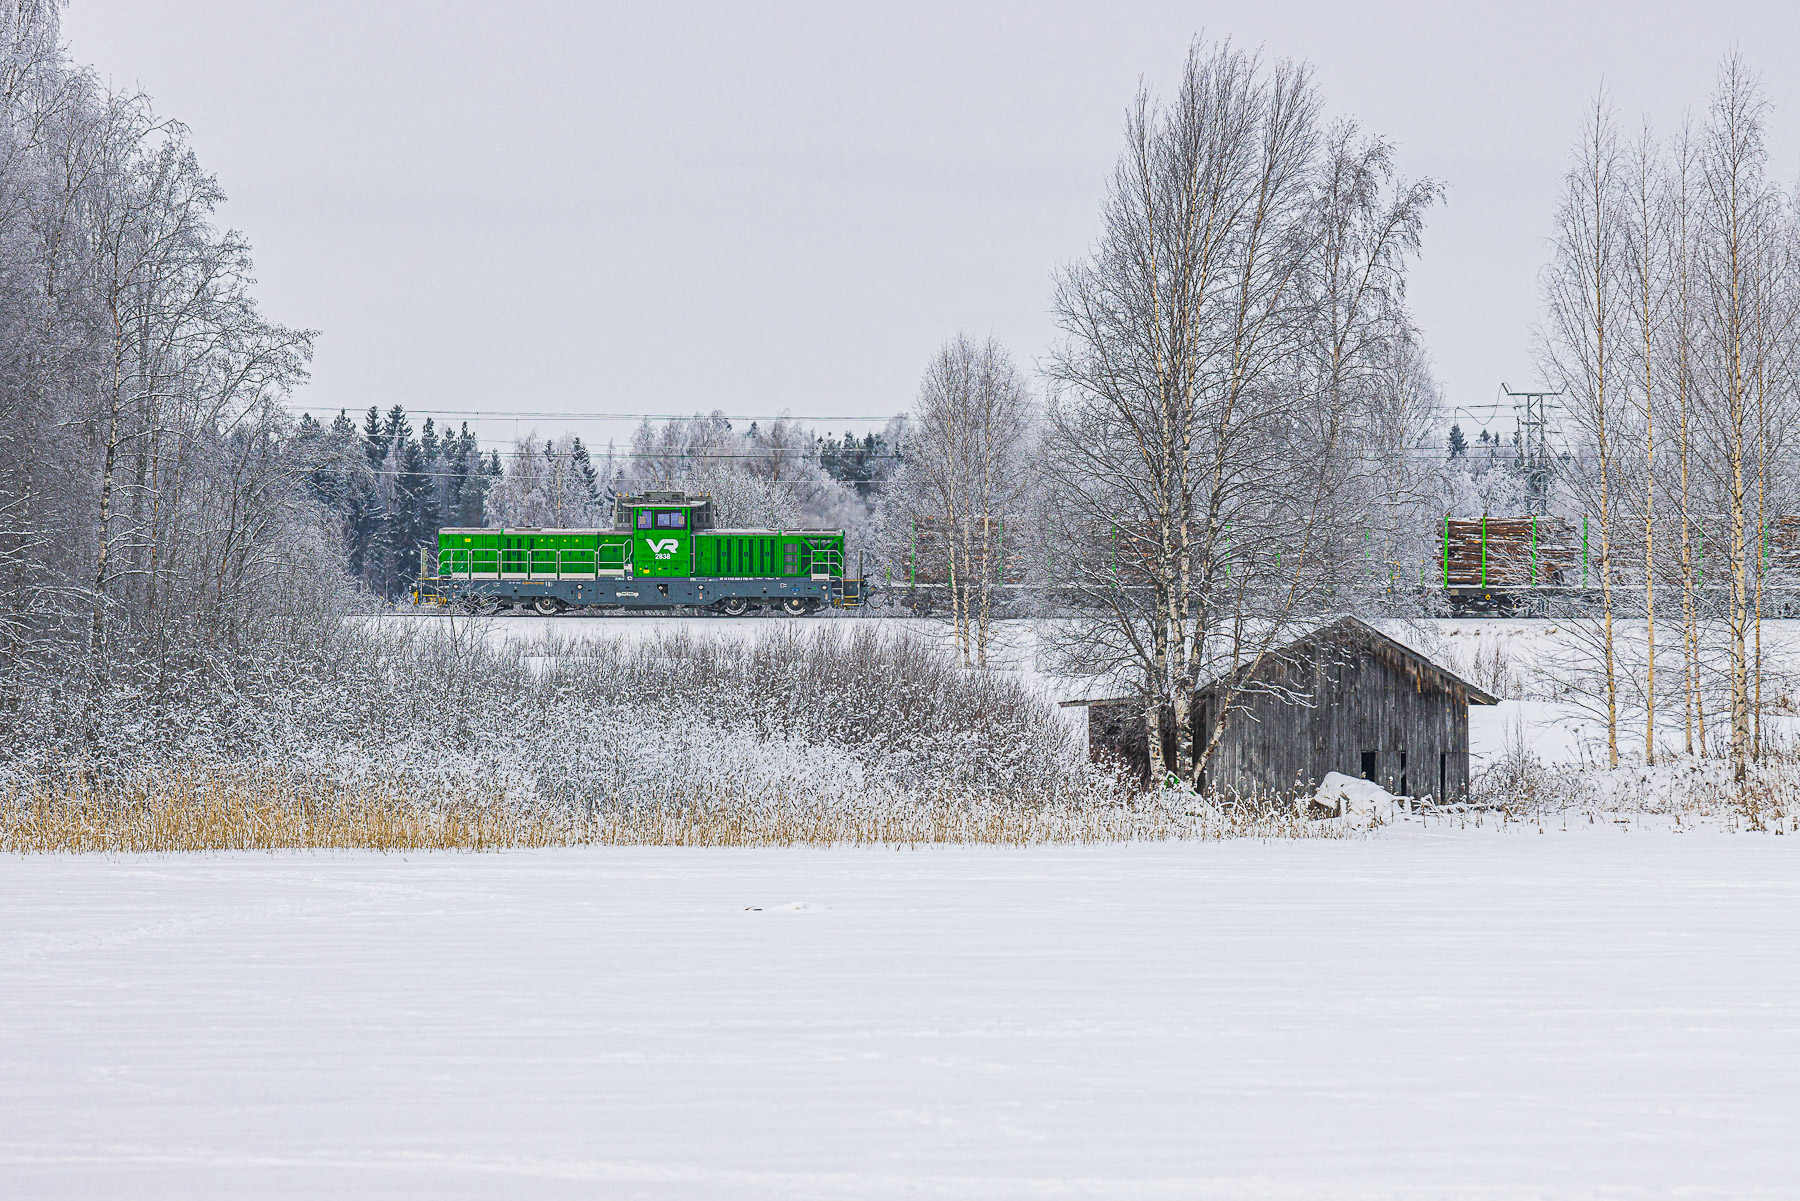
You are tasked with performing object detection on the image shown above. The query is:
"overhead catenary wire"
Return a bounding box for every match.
[328,442,1560,473]
[299,398,1575,473]
[348,458,903,482]
[290,405,907,424]
[307,422,1558,457]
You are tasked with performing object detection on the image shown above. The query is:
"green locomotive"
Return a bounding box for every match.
[416,491,866,615]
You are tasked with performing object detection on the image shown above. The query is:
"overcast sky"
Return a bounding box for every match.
[61,0,1800,449]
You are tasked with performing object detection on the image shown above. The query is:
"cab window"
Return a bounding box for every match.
[655,510,686,529]
[636,510,652,529]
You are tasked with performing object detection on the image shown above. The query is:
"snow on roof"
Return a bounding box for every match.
[1058,615,1499,708]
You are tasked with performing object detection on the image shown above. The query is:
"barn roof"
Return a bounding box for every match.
[1058,615,1499,708]
[1234,615,1500,705]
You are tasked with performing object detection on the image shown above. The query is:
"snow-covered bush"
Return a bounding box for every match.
[7,619,1236,846]
[3,617,1385,847]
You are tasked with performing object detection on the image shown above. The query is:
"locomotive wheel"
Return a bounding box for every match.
[781,597,808,616]
[716,596,750,617]
[466,596,501,615]
[531,597,563,616]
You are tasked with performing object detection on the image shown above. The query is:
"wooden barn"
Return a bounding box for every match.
[1067,616,1498,802]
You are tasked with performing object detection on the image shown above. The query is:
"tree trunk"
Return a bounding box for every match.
[1678,308,1698,757]
[975,517,992,669]
[1638,211,1656,767]
[1727,330,1750,784]
[1594,305,1619,769]
[89,294,129,657]
[1752,310,1767,763]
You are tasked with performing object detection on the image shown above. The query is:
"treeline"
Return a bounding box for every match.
[609,412,903,534]
[293,404,906,596]
[0,0,918,728]
[298,406,499,597]
[0,4,322,720]
[883,45,1800,792]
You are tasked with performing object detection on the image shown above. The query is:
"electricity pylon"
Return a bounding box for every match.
[1502,383,1563,514]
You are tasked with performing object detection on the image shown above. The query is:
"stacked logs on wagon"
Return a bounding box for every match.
[1441,517,1580,588]
[903,516,1030,586]
[1767,516,1800,578]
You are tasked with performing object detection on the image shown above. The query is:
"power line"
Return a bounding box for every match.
[291,405,905,424]
[343,447,900,462]
[416,434,897,453]
[330,439,1540,465]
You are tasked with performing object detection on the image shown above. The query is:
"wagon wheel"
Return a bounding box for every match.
[531,596,564,616]
[716,596,750,617]
[780,597,808,616]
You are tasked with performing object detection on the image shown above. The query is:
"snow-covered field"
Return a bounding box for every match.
[4,834,1796,1200]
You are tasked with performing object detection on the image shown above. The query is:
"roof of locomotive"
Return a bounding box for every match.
[438,527,613,535]
[438,525,845,536]
[615,492,710,506]
[702,527,844,535]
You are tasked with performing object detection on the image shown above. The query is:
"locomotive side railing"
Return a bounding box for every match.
[435,548,619,580]
[804,537,843,580]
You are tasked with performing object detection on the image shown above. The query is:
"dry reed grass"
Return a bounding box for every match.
[1,765,1341,853]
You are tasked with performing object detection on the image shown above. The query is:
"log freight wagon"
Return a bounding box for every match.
[1436,516,1582,611]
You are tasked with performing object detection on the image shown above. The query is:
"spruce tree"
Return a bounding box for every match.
[452,426,490,527]
[379,416,427,594]
[362,406,386,469]
[571,437,600,522]
[350,408,386,587]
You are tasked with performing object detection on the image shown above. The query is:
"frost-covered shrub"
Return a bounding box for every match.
[5,619,1116,812]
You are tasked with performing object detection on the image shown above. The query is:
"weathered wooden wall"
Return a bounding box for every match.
[1086,626,1477,802]
[1196,640,1472,802]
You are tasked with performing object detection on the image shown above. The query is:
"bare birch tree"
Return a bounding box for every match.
[908,334,1035,667]
[1540,94,1624,768]
[1666,121,1704,757]
[1540,57,1800,779]
[1622,122,1666,764]
[1042,39,1435,789]
[1694,57,1770,781]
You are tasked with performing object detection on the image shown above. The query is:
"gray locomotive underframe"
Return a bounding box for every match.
[424,574,854,610]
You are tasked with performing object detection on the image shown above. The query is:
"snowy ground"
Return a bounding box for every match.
[4,835,1797,1200]
[1391,618,1800,770]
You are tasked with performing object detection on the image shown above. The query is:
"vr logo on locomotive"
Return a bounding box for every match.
[647,537,680,559]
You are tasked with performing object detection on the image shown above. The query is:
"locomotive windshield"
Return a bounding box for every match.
[654,511,686,529]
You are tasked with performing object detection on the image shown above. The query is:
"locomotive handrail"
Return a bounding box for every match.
[439,547,616,580]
